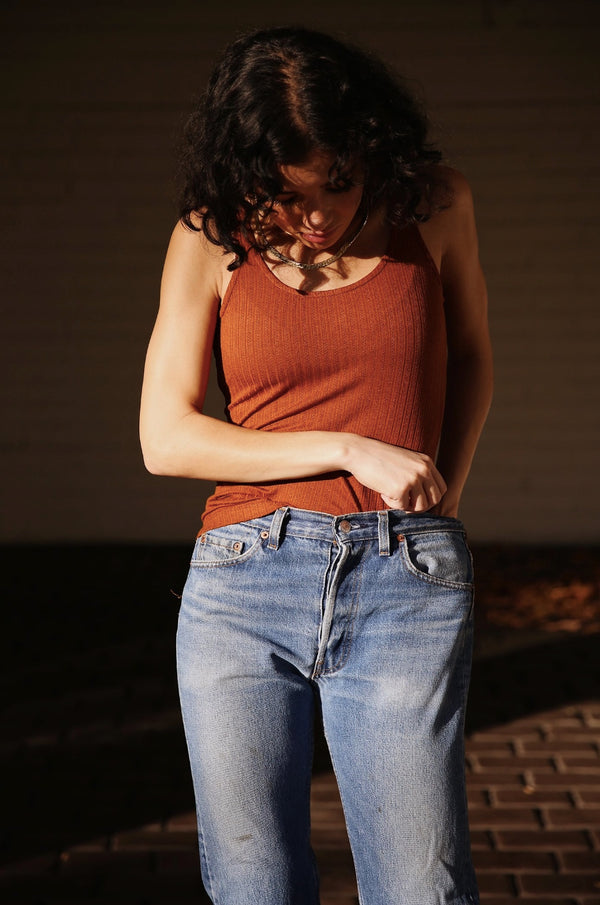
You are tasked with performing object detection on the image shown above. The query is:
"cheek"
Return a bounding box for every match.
[273,210,291,227]
[269,208,297,233]
[346,188,364,215]
[330,190,364,226]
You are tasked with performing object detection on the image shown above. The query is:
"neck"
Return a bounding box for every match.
[257,208,370,273]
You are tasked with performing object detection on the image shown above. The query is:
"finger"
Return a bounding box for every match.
[383,485,428,512]
[413,460,446,506]
[421,464,445,500]
[381,490,416,510]
[409,486,431,511]
[433,468,447,498]
[427,481,444,506]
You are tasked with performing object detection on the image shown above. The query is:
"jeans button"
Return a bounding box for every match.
[339,519,352,533]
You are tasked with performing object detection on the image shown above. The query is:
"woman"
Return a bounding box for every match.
[140,24,492,905]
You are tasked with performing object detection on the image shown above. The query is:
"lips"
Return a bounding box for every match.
[301,228,335,244]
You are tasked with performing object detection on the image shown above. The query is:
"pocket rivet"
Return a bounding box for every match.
[233,542,242,552]
[260,530,269,539]
[200,534,207,543]
[396,534,405,542]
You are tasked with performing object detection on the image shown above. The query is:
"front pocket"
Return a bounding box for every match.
[397,529,474,589]
[190,526,265,567]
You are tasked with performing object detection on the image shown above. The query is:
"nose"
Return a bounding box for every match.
[297,190,331,228]
[303,203,329,229]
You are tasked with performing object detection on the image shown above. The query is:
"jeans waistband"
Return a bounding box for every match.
[245,507,465,557]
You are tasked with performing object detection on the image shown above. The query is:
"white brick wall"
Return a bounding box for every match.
[2,0,599,542]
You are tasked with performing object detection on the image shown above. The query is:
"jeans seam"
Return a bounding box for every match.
[459,592,477,899]
[196,810,218,904]
[320,546,365,676]
[312,542,338,678]
[317,722,368,905]
[279,529,335,543]
[393,526,465,536]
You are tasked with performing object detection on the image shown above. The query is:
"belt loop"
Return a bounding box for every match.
[377,510,391,556]
[268,507,289,550]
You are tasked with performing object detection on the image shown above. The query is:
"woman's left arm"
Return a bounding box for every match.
[430,170,494,517]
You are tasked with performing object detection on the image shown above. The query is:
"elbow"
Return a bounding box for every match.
[143,455,168,476]
[139,401,204,477]
[139,408,213,479]
[139,411,181,476]
[140,434,208,480]
[141,446,170,476]
[140,433,176,476]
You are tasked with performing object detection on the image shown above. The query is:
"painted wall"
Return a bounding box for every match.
[2,0,599,542]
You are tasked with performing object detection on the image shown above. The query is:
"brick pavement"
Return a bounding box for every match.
[2,545,599,903]
[2,701,599,903]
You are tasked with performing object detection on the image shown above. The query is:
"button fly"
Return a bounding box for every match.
[339,519,352,533]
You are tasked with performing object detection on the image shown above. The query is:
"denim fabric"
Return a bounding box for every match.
[177,507,479,905]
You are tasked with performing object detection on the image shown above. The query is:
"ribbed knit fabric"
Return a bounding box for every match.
[200,224,447,532]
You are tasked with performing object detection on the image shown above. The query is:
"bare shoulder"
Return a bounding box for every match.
[431,168,489,348]
[431,166,477,237]
[440,168,478,246]
[436,167,480,268]
[418,167,479,273]
[160,215,236,313]
[437,166,474,209]
[142,219,236,420]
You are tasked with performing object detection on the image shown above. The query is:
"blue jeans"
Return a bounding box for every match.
[177,507,479,905]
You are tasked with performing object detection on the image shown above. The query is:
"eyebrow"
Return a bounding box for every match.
[276,174,355,194]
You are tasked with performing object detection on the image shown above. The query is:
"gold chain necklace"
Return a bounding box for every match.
[257,209,369,272]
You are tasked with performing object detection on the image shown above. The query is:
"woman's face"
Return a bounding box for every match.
[264,150,365,252]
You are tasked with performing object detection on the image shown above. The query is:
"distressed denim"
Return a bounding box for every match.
[177,507,479,905]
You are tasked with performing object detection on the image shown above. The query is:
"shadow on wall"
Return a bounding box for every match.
[1,544,599,866]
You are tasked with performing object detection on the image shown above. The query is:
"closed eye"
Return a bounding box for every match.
[273,194,298,207]
[327,180,355,194]
[273,177,357,207]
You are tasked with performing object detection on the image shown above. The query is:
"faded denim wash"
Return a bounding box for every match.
[177,507,480,905]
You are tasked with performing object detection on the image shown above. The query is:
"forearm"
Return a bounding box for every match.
[435,347,493,514]
[141,408,353,483]
[140,407,446,512]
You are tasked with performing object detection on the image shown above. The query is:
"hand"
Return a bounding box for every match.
[344,435,447,512]
[428,495,460,518]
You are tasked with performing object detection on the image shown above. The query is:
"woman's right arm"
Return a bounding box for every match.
[139,222,445,511]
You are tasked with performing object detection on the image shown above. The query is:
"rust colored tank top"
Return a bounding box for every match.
[200,224,447,531]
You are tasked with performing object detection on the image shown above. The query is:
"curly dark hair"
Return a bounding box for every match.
[178,25,448,268]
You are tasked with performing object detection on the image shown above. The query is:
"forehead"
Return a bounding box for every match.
[277,151,337,190]
[277,150,362,191]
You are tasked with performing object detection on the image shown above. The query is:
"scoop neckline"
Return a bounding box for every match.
[252,233,393,296]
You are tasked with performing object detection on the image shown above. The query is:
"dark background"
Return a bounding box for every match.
[1,0,599,897]
[2,0,599,543]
